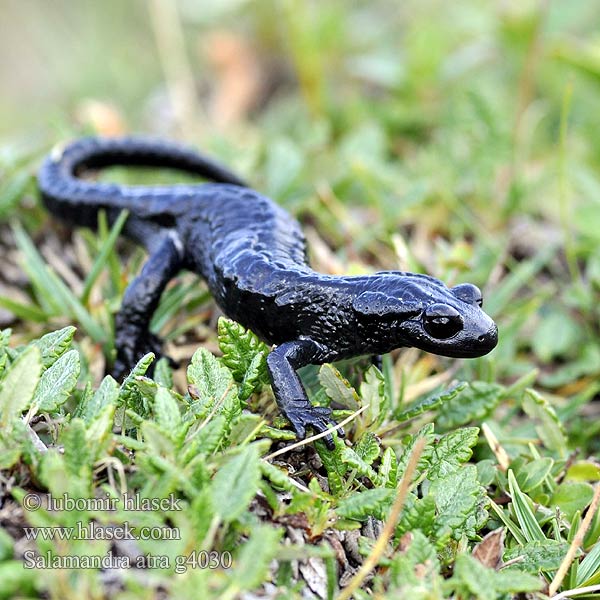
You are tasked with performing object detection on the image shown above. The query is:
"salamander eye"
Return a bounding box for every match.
[452,283,483,307]
[423,304,463,339]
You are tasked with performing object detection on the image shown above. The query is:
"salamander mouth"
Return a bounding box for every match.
[423,322,498,358]
[400,317,498,358]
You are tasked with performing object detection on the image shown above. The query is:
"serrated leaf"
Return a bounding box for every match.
[75,374,119,422]
[34,326,76,368]
[336,487,394,521]
[211,444,261,522]
[450,554,541,599]
[260,461,298,493]
[428,427,479,480]
[153,387,182,434]
[360,365,388,427]
[31,349,80,412]
[437,381,504,429]
[395,382,466,421]
[62,418,92,484]
[340,445,380,484]
[397,424,436,480]
[188,347,240,421]
[239,351,267,401]
[379,446,398,488]
[522,389,567,455]
[217,317,269,385]
[503,539,571,573]
[318,364,360,409]
[85,404,116,457]
[396,493,437,539]
[316,436,347,496]
[354,432,380,465]
[0,345,42,427]
[118,352,154,406]
[430,465,485,539]
[183,415,228,459]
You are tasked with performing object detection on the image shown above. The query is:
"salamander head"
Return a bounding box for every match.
[352,272,498,358]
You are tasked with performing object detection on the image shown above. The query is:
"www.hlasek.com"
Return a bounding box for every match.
[24,521,180,542]
[23,550,233,572]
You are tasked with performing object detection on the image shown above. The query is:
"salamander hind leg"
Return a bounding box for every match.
[112,234,183,379]
[266,339,344,450]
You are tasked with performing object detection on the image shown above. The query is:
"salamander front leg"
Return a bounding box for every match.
[266,339,344,450]
[112,234,183,379]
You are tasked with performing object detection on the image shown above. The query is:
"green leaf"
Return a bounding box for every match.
[188,347,240,421]
[0,170,30,218]
[118,352,154,412]
[336,487,394,521]
[378,446,398,488]
[550,481,595,521]
[437,381,504,429]
[316,437,347,496]
[153,387,182,434]
[522,388,567,455]
[239,352,268,402]
[391,530,440,588]
[360,365,388,427]
[30,349,80,413]
[503,539,571,573]
[354,432,380,465]
[0,345,42,427]
[428,427,479,480]
[318,363,359,409]
[507,470,546,543]
[396,494,437,539]
[228,524,282,591]
[211,445,261,522]
[577,540,600,586]
[532,306,582,362]
[85,404,116,457]
[395,382,466,422]
[340,445,380,484]
[397,424,436,480]
[34,326,76,368]
[217,317,269,388]
[80,209,129,304]
[430,465,486,539]
[450,554,541,599]
[0,561,37,599]
[515,457,553,493]
[74,374,119,422]
[62,418,93,493]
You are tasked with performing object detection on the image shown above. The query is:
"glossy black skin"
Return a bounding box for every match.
[38,137,498,448]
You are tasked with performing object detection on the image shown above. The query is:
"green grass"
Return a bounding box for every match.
[1,1,600,598]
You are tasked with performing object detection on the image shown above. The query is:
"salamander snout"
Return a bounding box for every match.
[477,322,498,351]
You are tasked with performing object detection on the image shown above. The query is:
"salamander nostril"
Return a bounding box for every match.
[477,325,498,349]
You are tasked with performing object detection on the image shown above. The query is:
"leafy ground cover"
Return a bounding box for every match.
[1,1,600,598]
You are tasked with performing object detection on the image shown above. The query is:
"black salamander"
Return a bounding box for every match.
[38,137,498,448]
